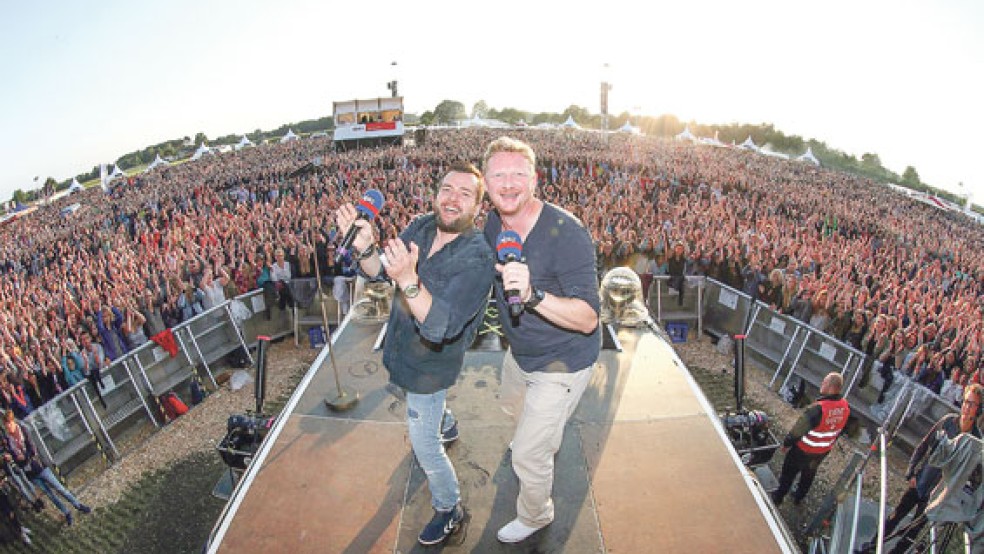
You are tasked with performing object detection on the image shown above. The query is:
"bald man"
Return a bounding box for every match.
[772,372,850,506]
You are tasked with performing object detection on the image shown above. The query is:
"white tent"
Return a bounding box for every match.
[235,135,254,150]
[739,135,760,152]
[69,178,84,193]
[561,115,581,129]
[617,121,641,135]
[796,147,820,166]
[534,122,556,130]
[698,130,726,147]
[146,154,169,171]
[758,147,790,160]
[458,114,510,128]
[280,129,299,143]
[190,142,212,161]
[675,124,697,142]
[110,164,125,180]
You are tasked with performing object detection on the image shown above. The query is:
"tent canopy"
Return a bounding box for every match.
[280,129,299,143]
[235,135,254,150]
[739,135,759,152]
[459,114,510,128]
[758,147,790,160]
[675,124,696,142]
[146,154,169,171]
[190,143,212,161]
[561,115,581,129]
[618,121,640,134]
[796,147,820,166]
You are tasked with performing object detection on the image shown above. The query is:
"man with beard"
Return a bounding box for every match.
[334,161,494,546]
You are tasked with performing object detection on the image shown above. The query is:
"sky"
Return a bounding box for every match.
[2,0,983,206]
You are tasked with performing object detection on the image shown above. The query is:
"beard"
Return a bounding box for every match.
[436,213,473,233]
[434,200,475,233]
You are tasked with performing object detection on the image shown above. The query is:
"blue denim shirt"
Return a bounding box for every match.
[381,214,494,394]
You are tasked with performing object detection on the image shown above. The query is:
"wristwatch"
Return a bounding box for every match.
[402,282,421,299]
[355,245,376,261]
[525,286,545,310]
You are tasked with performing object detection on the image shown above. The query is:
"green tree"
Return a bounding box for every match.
[11,189,27,204]
[561,105,590,125]
[860,153,882,172]
[496,107,530,124]
[902,166,920,187]
[471,100,489,119]
[194,132,208,145]
[433,100,466,124]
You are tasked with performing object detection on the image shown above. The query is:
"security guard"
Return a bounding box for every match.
[772,372,850,506]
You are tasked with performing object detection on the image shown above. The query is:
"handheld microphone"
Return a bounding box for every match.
[336,189,384,264]
[496,230,524,317]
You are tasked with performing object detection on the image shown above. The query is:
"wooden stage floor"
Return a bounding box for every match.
[208,318,796,553]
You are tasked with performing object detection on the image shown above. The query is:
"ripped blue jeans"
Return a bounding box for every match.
[406,389,459,512]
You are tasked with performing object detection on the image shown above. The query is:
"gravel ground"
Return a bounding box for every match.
[77,340,319,508]
[674,334,909,548]
[0,339,317,553]
[4,333,912,552]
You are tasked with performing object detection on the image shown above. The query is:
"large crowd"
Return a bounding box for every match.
[0,127,980,420]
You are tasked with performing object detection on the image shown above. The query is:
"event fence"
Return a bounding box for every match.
[700,278,957,451]
[29,274,959,478]
[22,289,303,476]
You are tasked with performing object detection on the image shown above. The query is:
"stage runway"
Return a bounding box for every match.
[208,318,795,553]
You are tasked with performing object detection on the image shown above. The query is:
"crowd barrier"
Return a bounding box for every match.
[23,289,301,477]
[701,278,958,451]
[644,274,704,334]
[25,275,958,477]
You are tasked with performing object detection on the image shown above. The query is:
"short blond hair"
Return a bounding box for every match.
[482,136,536,174]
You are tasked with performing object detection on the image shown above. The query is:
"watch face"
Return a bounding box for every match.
[403,283,420,298]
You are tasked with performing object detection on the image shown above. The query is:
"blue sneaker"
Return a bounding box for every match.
[440,421,459,444]
[418,504,465,545]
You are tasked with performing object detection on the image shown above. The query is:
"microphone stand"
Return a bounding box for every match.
[313,243,358,411]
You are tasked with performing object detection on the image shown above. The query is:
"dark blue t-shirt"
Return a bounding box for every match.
[484,203,601,373]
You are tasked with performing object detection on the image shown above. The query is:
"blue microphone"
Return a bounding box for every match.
[336,189,384,264]
[496,230,524,317]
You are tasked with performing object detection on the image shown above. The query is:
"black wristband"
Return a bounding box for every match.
[355,245,376,261]
[524,286,545,310]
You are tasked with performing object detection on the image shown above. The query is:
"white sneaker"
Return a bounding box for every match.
[497,518,547,543]
[21,527,32,545]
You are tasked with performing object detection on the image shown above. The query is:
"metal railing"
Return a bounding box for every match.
[23,274,959,476]
[644,274,704,334]
[700,278,959,451]
[23,289,296,476]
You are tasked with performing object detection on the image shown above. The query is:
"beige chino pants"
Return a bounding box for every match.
[499,349,595,527]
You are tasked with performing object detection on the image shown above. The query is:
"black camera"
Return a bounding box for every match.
[721,409,779,466]
[218,413,274,470]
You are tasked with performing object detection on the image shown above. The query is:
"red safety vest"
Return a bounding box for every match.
[797,397,850,455]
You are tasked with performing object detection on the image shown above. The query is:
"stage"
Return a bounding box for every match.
[207,316,796,553]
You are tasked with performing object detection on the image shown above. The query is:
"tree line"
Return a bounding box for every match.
[12,102,976,216]
[419,99,973,211]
